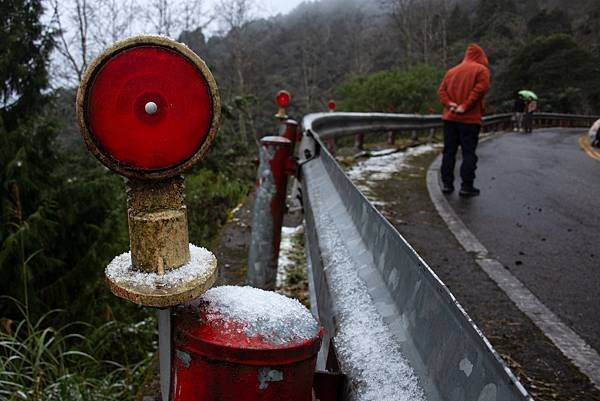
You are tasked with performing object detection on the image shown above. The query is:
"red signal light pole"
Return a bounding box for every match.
[77,35,221,401]
[325,100,337,155]
[275,90,291,120]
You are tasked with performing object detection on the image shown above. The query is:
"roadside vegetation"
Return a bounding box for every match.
[0,2,254,399]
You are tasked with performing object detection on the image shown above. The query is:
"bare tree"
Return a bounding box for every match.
[49,0,139,85]
[181,0,215,32]
[381,0,451,66]
[217,0,257,95]
[145,0,214,38]
[381,0,417,64]
[146,0,174,36]
[216,0,258,144]
[92,0,138,46]
[49,0,215,86]
[341,5,373,75]
[51,0,93,84]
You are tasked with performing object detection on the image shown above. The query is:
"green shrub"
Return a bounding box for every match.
[338,65,444,114]
[186,169,252,248]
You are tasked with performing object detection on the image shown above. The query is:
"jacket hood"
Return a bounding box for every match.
[463,43,488,67]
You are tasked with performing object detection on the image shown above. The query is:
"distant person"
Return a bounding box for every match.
[513,94,526,132]
[523,98,537,133]
[437,43,490,197]
[590,118,600,148]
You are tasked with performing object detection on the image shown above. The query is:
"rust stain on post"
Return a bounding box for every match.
[127,176,190,273]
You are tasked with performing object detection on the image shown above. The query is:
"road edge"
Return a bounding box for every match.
[426,145,600,390]
[578,134,600,161]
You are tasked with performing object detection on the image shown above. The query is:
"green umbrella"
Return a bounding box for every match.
[518,90,538,100]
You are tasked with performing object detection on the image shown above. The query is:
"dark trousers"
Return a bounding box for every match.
[441,121,480,188]
[523,112,533,133]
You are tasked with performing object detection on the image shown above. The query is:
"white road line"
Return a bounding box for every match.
[426,154,600,390]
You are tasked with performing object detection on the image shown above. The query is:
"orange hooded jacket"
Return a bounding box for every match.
[438,44,490,125]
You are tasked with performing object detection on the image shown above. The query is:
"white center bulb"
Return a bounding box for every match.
[145,101,158,115]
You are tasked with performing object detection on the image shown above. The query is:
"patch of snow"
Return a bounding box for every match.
[105,244,215,289]
[229,202,244,217]
[367,148,399,157]
[201,286,319,345]
[276,225,304,289]
[316,209,426,401]
[346,144,438,182]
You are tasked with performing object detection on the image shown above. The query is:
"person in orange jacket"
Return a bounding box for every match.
[438,43,490,197]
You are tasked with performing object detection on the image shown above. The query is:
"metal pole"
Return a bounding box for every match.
[281,119,299,147]
[387,131,396,145]
[354,133,364,150]
[427,128,435,143]
[248,136,293,289]
[325,138,336,156]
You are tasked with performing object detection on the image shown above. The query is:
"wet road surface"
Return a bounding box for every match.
[446,128,600,353]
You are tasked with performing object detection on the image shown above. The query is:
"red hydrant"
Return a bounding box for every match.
[171,286,323,400]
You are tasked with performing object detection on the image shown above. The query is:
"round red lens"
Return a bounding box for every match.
[88,46,213,170]
[327,100,336,111]
[276,90,291,108]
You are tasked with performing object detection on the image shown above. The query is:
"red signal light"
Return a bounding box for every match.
[276,90,291,108]
[327,100,337,111]
[77,36,220,179]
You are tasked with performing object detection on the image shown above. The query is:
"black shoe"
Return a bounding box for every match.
[459,186,480,197]
[441,183,454,194]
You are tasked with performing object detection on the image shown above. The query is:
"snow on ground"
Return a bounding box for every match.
[346,144,438,183]
[345,144,439,203]
[276,225,304,289]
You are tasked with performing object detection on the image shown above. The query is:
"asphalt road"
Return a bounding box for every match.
[446,128,600,353]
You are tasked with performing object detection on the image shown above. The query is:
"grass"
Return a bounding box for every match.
[277,230,310,308]
[0,298,155,401]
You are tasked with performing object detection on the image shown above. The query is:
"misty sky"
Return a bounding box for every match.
[258,0,308,16]
[200,0,310,35]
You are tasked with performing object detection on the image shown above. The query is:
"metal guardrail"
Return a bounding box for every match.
[302,112,598,139]
[297,112,598,401]
[298,111,598,400]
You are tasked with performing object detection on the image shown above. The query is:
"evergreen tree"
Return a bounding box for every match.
[0,1,130,322]
[447,5,471,44]
[0,0,53,128]
[494,34,600,113]
[1,0,58,313]
[528,8,571,38]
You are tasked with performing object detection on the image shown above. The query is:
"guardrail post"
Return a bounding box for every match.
[427,128,435,143]
[326,101,337,155]
[387,131,396,145]
[325,138,336,155]
[248,136,294,289]
[354,133,364,150]
[281,119,299,147]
